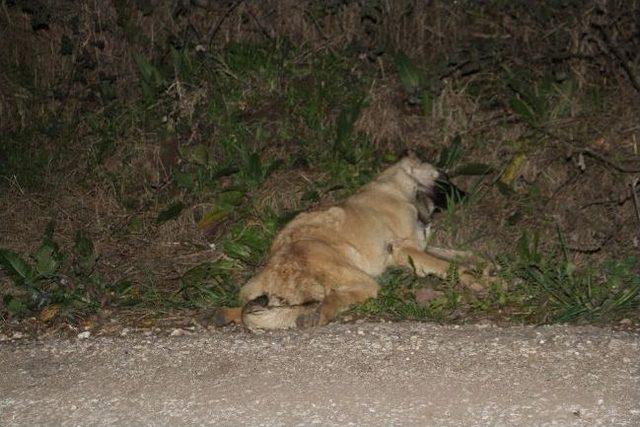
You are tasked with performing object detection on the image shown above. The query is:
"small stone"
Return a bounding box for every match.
[77,331,91,339]
[170,328,186,336]
[11,332,24,340]
[414,288,444,306]
[619,318,632,325]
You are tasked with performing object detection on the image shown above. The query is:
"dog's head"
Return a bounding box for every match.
[398,153,440,192]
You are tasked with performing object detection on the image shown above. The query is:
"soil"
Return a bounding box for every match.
[1,322,639,426]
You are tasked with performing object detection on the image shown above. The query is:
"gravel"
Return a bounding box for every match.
[1,322,639,426]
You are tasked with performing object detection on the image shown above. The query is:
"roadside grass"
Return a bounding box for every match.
[0,225,102,321]
[498,232,640,323]
[2,26,639,328]
[352,267,463,322]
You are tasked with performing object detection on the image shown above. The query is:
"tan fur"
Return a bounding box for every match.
[222,156,486,331]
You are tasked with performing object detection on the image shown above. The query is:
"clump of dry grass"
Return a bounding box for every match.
[355,82,405,149]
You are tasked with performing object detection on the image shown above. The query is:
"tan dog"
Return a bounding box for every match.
[220,155,485,331]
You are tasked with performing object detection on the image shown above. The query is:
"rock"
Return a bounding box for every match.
[414,288,444,306]
[77,331,91,339]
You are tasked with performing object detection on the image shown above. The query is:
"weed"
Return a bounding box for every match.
[393,52,435,114]
[178,259,239,308]
[0,225,102,320]
[504,67,578,128]
[499,232,640,323]
[352,267,461,322]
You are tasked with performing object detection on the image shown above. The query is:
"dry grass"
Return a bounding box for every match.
[1,1,639,329]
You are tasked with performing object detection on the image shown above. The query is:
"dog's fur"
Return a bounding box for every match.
[220,155,485,331]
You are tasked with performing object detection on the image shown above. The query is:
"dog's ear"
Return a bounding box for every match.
[399,148,427,162]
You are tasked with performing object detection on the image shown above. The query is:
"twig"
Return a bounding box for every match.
[207,0,244,50]
[562,224,614,254]
[531,125,640,173]
[565,236,611,254]
[577,148,640,173]
[246,7,273,40]
[580,194,631,210]
[631,178,640,227]
[591,23,640,94]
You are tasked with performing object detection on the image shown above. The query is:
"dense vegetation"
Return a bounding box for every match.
[1,1,639,331]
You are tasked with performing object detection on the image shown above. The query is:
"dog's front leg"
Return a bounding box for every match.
[392,245,485,293]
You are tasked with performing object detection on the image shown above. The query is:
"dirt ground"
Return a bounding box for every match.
[1,322,639,426]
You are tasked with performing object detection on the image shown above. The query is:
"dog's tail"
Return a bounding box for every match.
[206,295,322,331]
[241,295,321,331]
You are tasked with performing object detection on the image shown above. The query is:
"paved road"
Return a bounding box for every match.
[0,322,638,426]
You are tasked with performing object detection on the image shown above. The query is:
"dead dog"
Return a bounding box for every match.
[218,154,488,331]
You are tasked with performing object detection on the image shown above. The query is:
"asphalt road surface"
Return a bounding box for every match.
[1,322,638,426]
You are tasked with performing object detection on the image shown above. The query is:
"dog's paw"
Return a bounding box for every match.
[204,307,242,327]
[295,305,322,328]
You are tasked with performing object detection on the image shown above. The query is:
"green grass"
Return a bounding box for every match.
[352,267,463,322]
[498,232,640,323]
[0,225,103,320]
[1,34,638,326]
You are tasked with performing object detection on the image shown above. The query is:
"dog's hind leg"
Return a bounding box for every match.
[295,276,380,328]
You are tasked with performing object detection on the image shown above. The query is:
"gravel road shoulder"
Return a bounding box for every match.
[1,322,639,426]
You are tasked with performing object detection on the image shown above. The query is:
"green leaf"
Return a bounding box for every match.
[245,152,263,183]
[217,189,246,207]
[170,47,193,82]
[222,241,253,263]
[496,181,515,196]
[157,201,185,224]
[181,260,236,283]
[516,232,530,262]
[133,52,165,100]
[74,230,96,274]
[0,249,33,283]
[334,97,364,161]
[174,171,196,189]
[436,135,463,169]
[420,90,433,115]
[180,144,210,166]
[394,52,422,93]
[5,295,28,316]
[33,243,59,276]
[74,230,94,259]
[510,97,536,125]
